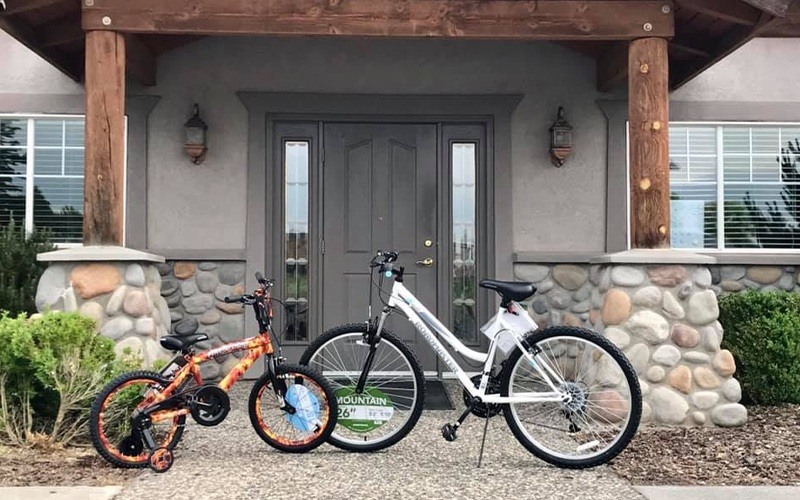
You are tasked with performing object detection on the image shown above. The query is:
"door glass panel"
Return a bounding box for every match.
[452,143,477,342]
[284,141,309,341]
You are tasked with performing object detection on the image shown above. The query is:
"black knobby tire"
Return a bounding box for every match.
[500,326,642,469]
[90,370,185,468]
[248,363,338,453]
[299,323,426,452]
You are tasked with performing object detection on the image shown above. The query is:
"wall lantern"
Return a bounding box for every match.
[183,103,208,165]
[549,107,573,167]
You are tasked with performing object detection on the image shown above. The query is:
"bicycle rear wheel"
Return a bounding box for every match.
[500,326,641,469]
[300,323,425,452]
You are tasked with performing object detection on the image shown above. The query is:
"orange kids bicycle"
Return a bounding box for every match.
[89,273,337,472]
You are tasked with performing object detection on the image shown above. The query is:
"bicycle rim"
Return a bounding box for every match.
[505,334,637,463]
[306,332,419,448]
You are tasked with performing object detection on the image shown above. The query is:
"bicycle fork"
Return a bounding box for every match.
[355,307,390,393]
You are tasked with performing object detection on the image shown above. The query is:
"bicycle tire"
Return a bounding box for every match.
[299,323,426,452]
[500,326,641,469]
[90,370,185,468]
[248,363,337,453]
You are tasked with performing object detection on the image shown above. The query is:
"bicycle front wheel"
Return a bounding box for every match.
[299,323,425,452]
[500,326,641,469]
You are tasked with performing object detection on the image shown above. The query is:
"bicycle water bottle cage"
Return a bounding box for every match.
[479,279,537,308]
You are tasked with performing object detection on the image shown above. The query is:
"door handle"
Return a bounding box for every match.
[416,258,434,267]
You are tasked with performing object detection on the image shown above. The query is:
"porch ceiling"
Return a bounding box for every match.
[0,0,798,90]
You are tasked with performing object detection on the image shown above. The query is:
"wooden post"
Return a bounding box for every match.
[84,30,126,245]
[628,37,670,249]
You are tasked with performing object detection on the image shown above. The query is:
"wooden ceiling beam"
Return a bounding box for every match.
[83,0,674,40]
[674,0,761,26]
[124,34,156,86]
[38,14,83,47]
[0,17,81,81]
[669,40,712,58]
[597,42,629,93]
[740,0,793,17]
[0,0,65,17]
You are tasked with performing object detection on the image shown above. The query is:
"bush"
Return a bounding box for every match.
[0,219,55,315]
[0,311,125,446]
[718,290,800,405]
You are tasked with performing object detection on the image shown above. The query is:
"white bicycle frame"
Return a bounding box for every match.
[378,280,568,405]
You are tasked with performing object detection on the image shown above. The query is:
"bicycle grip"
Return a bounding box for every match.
[223,295,242,303]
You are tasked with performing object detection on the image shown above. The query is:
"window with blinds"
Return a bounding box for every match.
[669,123,800,250]
[0,116,85,244]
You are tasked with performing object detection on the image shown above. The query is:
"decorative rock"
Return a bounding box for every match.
[713,350,736,376]
[155,262,172,276]
[135,318,155,336]
[683,351,711,364]
[599,267,612,292]
[611,266,645,287]
[156,297,170,328]
[693,411,707,425]
[720,280,744,292]
[71,264,121,299]
[537,279,554,294]
[63,287,77,312]
[668,365,692,394]
[721,266,746,281]
[602,289,632,325]
[79,301,105,331]
[105,286,127,315]
[648,266,688,287]
[693,367,720,389]
[646,365,665,383]
[217,315,245,342]
[181,280,197,297]
[183,295,213,314]
[650,387,689,424]
[170,311,183,323]
[662,291,685,320]
[589,265,602,285]
[742,279,761,290]
[101,316,134,340]
[693,268,712,288]
[214,284,233,301]
[35,265,66,311]
[653,345,681,366]
[174,317,199,336]
[161,279,179,296]
[114,336,143,359]
[174,262,197,279]
[549,310,562,326]
[691,391,720,410]
[216,301,245,315]
[200,310,222,325]
[700,324,722,352]
[549,290,572,310]
[639,379,650,395]
[672,323,700,348]
[124,264,145,287]
[588,389,629,423]
[626,310,670,344]
[571,300,591,314]
[641,402,653,423]
[198,262,218,271]
[200,362,221,380]
[165,291,182,308]
[632,286,662,308]
[604,327,630,349]
[710,266,721,285]
[532,297,548,314]
[778,273,795,291]
[677,281,694,300]
[123,289,150,317]
[218,263,245,286]
[686,290,719,325]
[747,266,782,284]
[626,343,650,374]
[196,271,219,293]
[515,264,550,283]
[711,404,748,427]
[552,265,589,291]
[573,285,592,303]
[722,378,742,403]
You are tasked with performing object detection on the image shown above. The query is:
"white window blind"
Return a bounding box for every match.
[669,123,800,250]
[0,116,85,244]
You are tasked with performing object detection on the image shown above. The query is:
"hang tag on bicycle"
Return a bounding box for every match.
[480,304,538,355]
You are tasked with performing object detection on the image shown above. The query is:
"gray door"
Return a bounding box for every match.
[322,123,439,372]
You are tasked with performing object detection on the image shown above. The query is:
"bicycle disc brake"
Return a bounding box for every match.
[463,375,502,418]
[190,385,230,426]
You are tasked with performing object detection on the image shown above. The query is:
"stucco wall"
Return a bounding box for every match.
[136,37,608,253]
[0,31,83,95]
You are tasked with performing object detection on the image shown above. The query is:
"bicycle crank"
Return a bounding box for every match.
[190,385,231,426]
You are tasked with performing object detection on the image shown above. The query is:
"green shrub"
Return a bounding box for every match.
[718,290,800,405]
[0,219,55,315]
[0,311,126,446]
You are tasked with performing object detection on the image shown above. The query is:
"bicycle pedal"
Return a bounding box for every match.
[441,423,457,442]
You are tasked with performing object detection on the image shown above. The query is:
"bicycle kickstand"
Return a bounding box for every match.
[477,413,490,468]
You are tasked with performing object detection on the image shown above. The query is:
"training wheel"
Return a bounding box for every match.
[148,447,174,473]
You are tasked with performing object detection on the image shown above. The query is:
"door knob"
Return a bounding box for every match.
[416,258,434,266]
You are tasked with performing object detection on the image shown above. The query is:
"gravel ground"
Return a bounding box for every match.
[612,405,800,486]
[0,445,139,487]
[116,384,643,500]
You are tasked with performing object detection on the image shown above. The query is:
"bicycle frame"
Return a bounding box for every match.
[379,280,567,405]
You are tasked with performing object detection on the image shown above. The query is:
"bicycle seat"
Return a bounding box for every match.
[159,333,209,352]
[479,279,537,305]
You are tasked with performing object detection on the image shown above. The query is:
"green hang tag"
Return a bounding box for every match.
[334,386,395,433]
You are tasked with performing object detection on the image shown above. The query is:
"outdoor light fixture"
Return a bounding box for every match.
[549,107,573,167]
[183,103,208,165]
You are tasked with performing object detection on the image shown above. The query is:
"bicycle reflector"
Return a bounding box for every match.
[284,384,321,432]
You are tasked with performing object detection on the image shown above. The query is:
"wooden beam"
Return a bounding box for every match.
[125,34,156,85]
[39,15,83,48]
[741,0,793,17]
[669,40,711,58]
[83,0,674,40]
[84,30,125,245]
[0,17,82,80]
[597,42,628,93]
[675,0,761,26]
[0,0,63,16]
[629,38,670,249]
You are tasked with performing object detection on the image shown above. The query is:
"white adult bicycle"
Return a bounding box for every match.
[301,251,641,468]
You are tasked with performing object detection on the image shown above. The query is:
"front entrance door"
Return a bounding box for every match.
[322,123,439,372]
